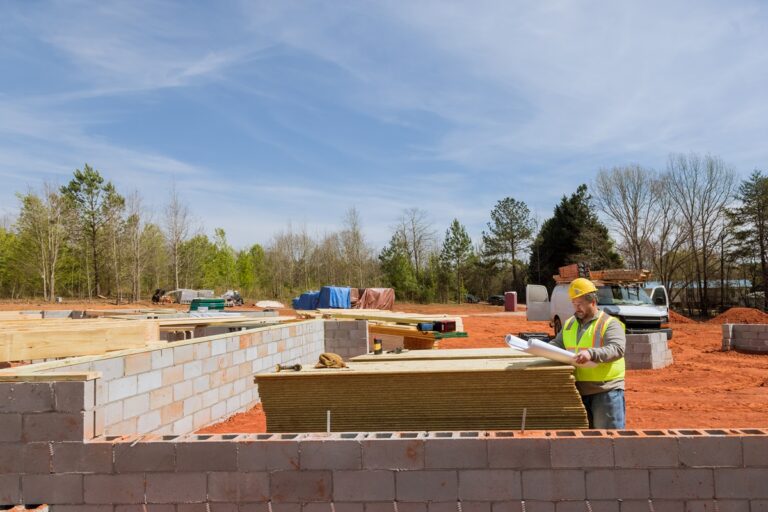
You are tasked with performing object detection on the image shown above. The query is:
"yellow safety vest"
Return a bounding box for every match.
[562,311,625,382]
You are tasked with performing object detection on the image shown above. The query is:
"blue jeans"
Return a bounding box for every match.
[581,389,625,429]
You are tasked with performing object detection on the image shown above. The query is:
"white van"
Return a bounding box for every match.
[526,282,672,339]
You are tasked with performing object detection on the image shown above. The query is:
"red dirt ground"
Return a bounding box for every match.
[3,300,766,431]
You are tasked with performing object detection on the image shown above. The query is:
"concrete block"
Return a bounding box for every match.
[239,440,300,471]
[550,437,614,468]
[193,375,210,394]
[138,410,162,432]
[650,469,714,499]
[150,386,173,409]
[0,413,22,442]
[183,394,203,417]
[151,348,174,369]
[114,441,176,472]
[458,469,522,500]
[174,380,194,401]
[22,412,84,442]
[195,342,212,359]
[145,472,207,503]
[0,442,51,473]
[300,439,362,470]
[430,503,490,512]
[22,474,83,504]
[161,401,183,425]
[522,470,585,500]
[395,470,458,502]
[212,339,227,356]
[92,358,125,380]
[124,352,152,376]
[750,501,768,512]
[108,376,138,402]
[270,470,332,502]
[556,502,620,512]
[333,470,395,501]
[123,393,150,418]
[207,471,269,502]
[679,437,742,467]
[714,468,768,498]
[177,441,238,471]
[0,474,20,504]
[743,436,768,467]
[585,469,649,499]
[488,438,551,468]
[162,365,184,386]
[174,344,196,363]
[138,370,163,393]
[116,506,176,512]
[53,441,113,473]
[84,474,145,504]
[362,438,424,470]
[54,381,93,412]
[684,501,748,512]
[367,504,426,512]
[103,400,124,426]
[192,408,212,430]
[0,383,54,413]
[614,437,679,468]
[306,503,364,512]
[425,438,488,469]
[183,360,204,380]
[620,501,683,512]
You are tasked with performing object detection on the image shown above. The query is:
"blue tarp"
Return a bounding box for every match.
[292,286,351,309]
[318,286,351,309]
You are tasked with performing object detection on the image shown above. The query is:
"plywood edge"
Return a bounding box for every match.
[0,371,101,382]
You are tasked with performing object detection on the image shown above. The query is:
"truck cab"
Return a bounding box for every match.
[526,282,672,339]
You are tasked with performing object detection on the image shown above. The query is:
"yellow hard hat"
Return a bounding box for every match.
[568,277,598,300]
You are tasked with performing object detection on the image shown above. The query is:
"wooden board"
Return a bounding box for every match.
[0,320,160,362]
[307,309,464,332]
[350,348,531,362]
[0,311,43,320]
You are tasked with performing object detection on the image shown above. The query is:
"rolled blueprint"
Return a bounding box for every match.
[505,334,597,368]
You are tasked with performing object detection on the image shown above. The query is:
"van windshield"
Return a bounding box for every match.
[597,285,653,306]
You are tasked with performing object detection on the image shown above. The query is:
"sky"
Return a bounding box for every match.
[1,0,767,250]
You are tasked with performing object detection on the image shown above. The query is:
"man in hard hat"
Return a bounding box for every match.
[549,277,626,429]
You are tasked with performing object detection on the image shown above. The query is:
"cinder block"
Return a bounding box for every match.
[425,438,488,469]
[123,393,150,418]
[556,502,620,512]
[750,500,768,512]
[161,401,183,425]
[270,470,332,502]
[178,504,239,512]
[395,470,458,502]
[430,503,491,512]
[208,471,269,502]
[522,470,585,500]
[49,506,114,512]
[53,441,113,473]
[0,474,20,503]
[684,500,748,512]
[145,472,207,503]
[458,469,521,500]
[362,438,424,470]
[22,412,84,442]
[183,360,204,380]
[488,438,551,468]
[586,469,649,499]
[138,370,163,393]
[0,413,22,441]
[177,441,238,471]
[614,437,679,468]
[161,365,184,386]
[116,506,176,512]
[238,440,300,471]
[84,473,145,504]
[366,504,426,512]
[679,437,742,467]
[138,410,162,432]
[125,352,152,376]
[54,381,93,412]
[173,380,194,401]
[151,348,174,369]
[650,469,714,499]
[174,344,196,363]
[305,503,364,512]
[714,468,768,498]
[300,439,362,470]
[621,501,683,512]
[550,438,613,468]
[743,436,768,467]
[114,441,176,472]
[0,382,54,413]
[22,473,83,504]
[491,502,525,512]
[108,376,138,402]
[333,470,395,501]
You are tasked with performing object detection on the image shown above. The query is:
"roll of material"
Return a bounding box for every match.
[505,334,597,368]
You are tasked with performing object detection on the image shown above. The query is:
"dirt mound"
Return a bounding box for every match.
[669,309,696,324]
[707,307,768,325]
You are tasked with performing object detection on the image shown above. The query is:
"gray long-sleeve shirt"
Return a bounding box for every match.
[550,313,626,395]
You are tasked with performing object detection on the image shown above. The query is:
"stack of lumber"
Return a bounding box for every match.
[0,318,160,362]
[558,264,580,279]
[590,268,651,282]
[350,347,531,362]
[368,324,469,351]
[305,309,464,332]
[255,356,588,432]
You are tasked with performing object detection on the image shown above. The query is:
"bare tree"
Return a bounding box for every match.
[124,190,151,302]
[341,207,372,287]
[394,208,436,275]
[667,153,736,315]
[164,185,191,290]
[593,165,661,269]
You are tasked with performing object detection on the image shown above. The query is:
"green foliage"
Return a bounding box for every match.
[729,170,768,308]
[379,233,419,300]
[440,218,473,302]
[482,197,535,292]
[529,184,622,289]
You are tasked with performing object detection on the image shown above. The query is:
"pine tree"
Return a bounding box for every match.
[482,197,535,292]
[440,219,473,302]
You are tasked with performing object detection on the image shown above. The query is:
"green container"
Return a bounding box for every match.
[189,298,226,311]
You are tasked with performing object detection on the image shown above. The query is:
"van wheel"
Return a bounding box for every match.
[553,316,562,335]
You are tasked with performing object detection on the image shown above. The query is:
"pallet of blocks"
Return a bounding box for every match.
[624,332,673,369]
[254,356,589,432]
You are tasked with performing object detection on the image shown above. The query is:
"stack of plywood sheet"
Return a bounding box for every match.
[255,355,588,432]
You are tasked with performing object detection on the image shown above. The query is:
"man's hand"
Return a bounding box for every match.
[574,349,592,364]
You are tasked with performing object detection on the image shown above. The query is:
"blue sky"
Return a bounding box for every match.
[1,1,767,249]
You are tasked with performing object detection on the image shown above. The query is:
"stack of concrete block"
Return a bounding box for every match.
[723,324,768,353]
[323,319,369,360]
[624,332,673,369]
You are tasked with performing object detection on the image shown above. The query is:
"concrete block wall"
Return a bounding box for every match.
[324,320,369,360]
[1,320,325,437]
[722,324,768,353]
[625,333,673,370]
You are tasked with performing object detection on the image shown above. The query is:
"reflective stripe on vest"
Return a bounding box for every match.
[562,311,625,382]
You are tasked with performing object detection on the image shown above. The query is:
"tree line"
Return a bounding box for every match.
[1,153,767,316]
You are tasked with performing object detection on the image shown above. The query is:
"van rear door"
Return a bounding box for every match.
[650,286,669,310]
[526,284,551,321]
